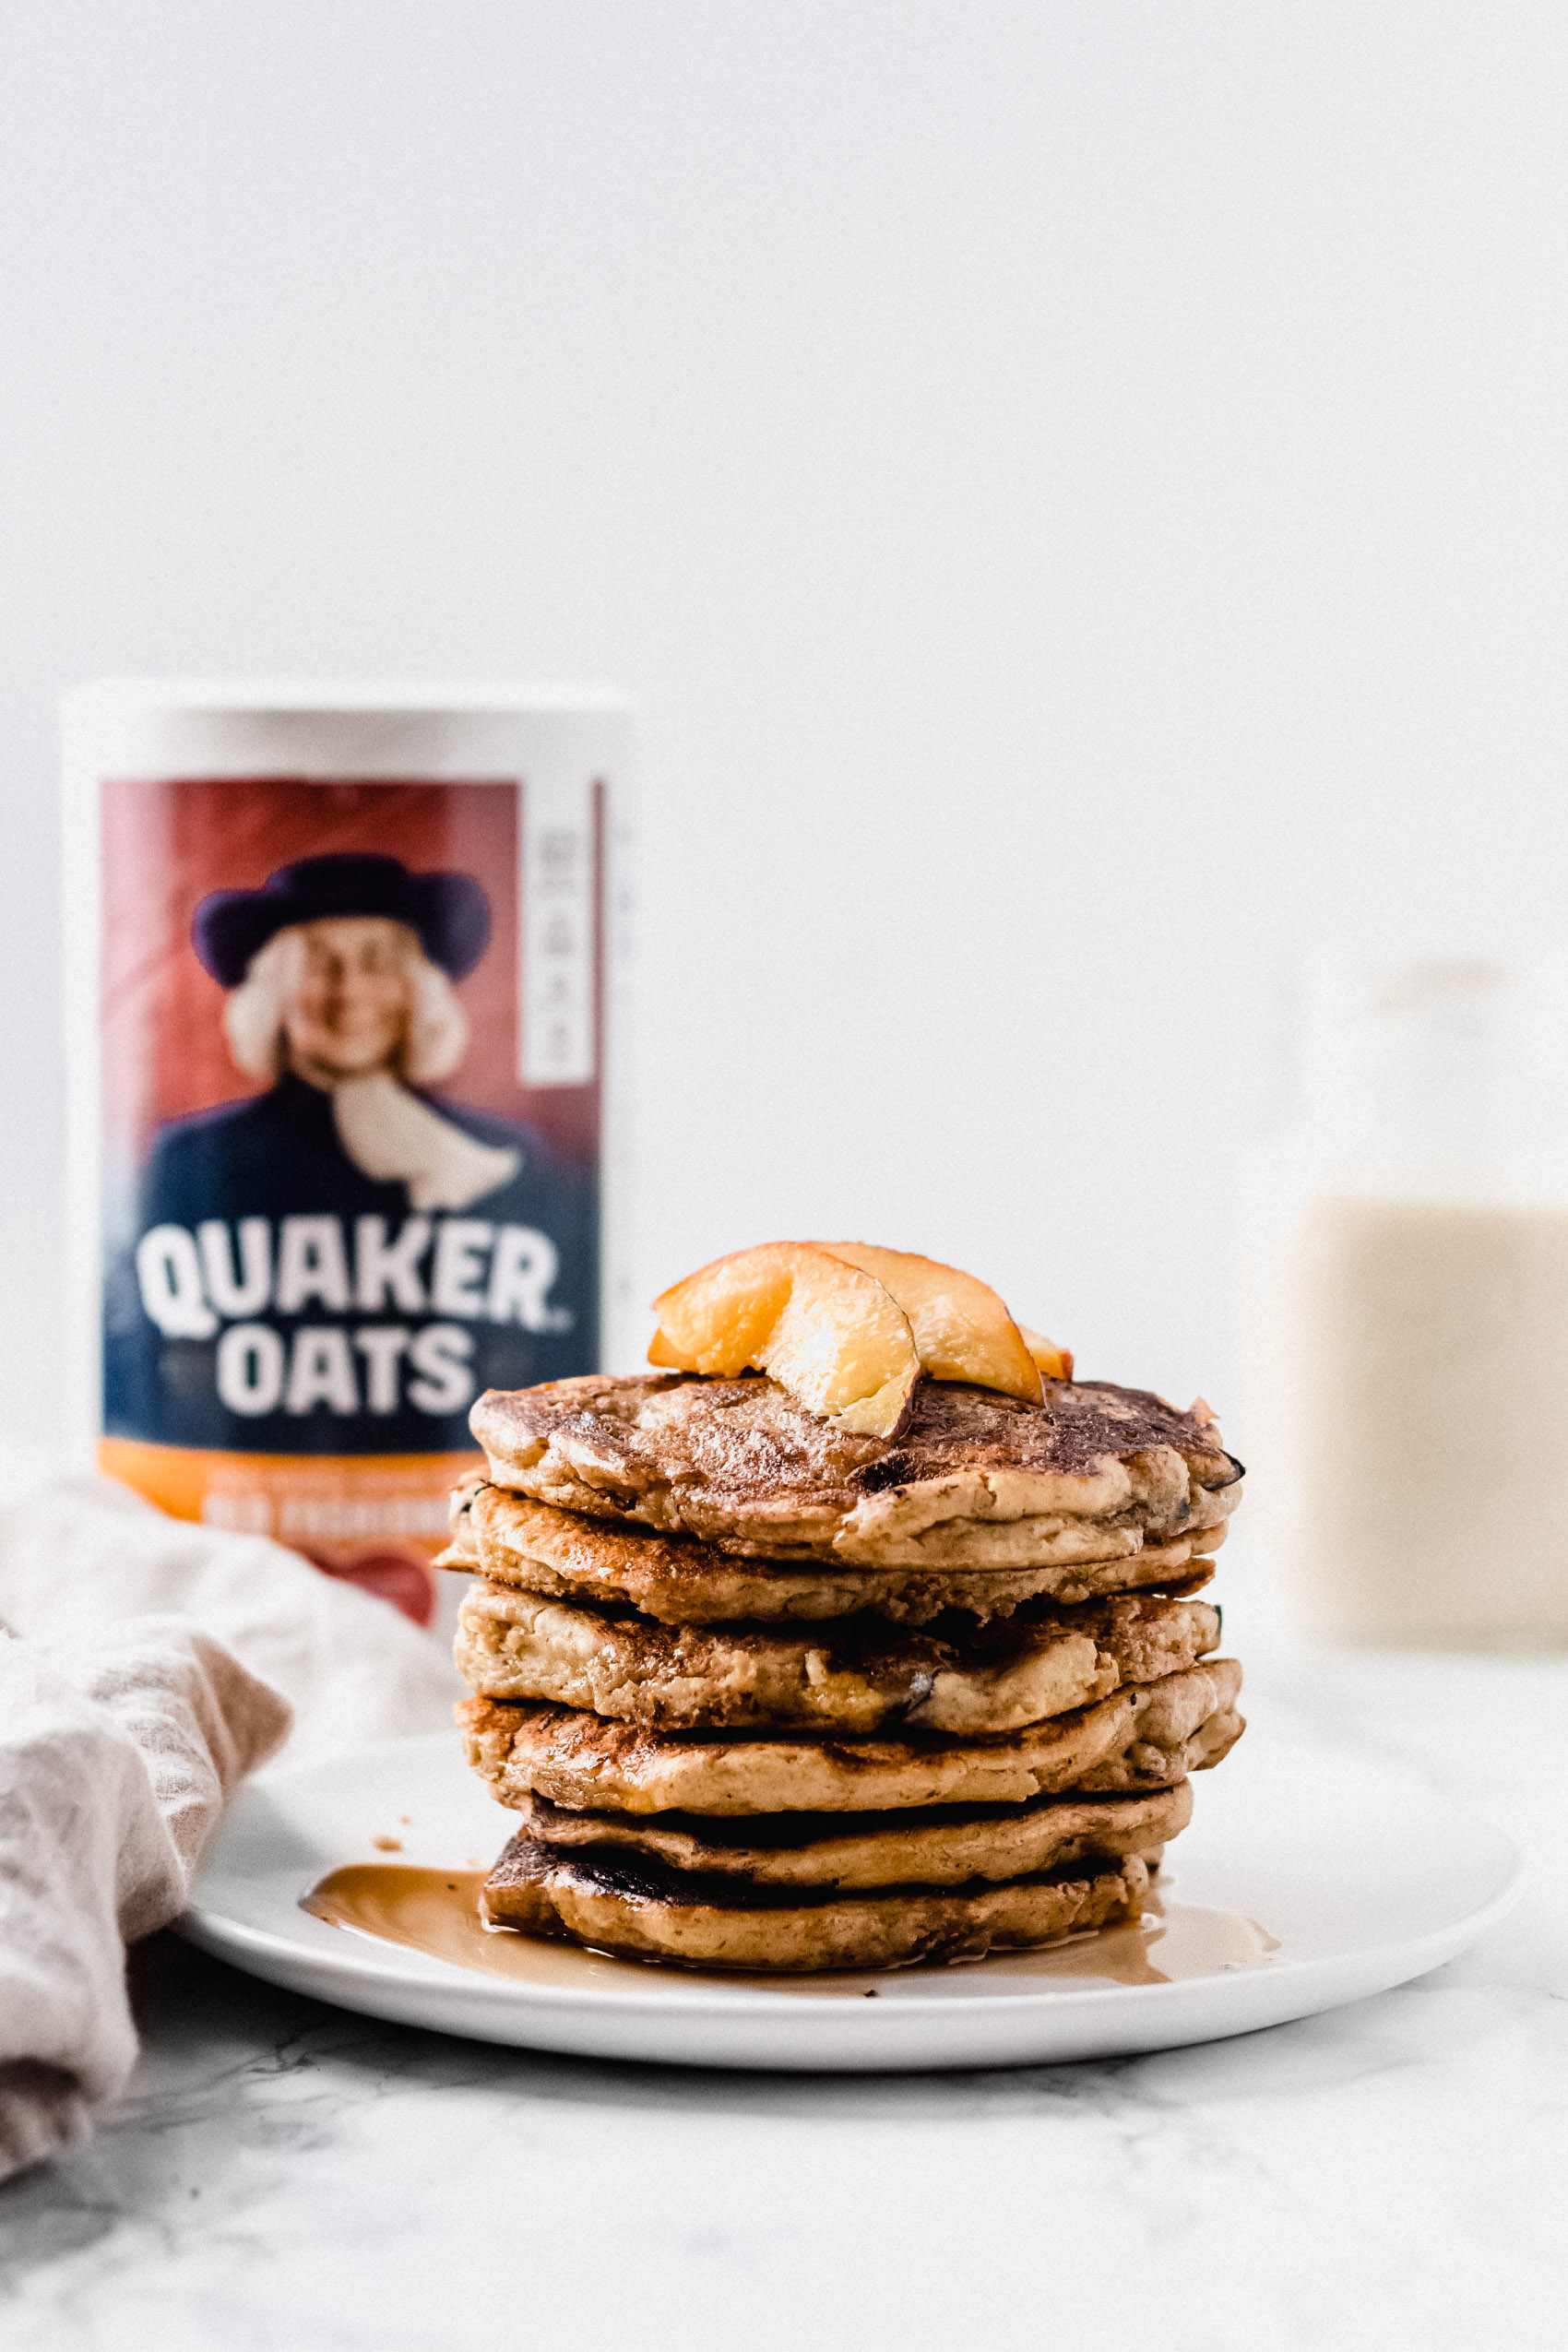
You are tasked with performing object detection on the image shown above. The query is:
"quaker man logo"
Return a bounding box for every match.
[125,852,582,1431]
[202,850,517,1208]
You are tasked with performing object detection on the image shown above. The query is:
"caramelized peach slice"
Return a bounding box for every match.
[1018,1325,1075,1383]
[821,1243,1045,1405]
[649,1242,920,1437]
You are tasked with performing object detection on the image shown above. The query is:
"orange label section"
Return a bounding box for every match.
[97,1437,481,1566]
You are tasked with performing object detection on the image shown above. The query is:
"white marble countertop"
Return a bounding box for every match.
[4,1591,1566,2352]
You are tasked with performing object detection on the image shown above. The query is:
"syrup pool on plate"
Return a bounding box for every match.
[301,1862,1279,1992]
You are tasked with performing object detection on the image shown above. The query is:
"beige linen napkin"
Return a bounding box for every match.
[0,1450,458,2181]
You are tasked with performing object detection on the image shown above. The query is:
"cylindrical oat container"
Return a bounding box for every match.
[63,681,630,1631]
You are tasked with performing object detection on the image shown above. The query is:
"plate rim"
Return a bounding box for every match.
[181,1730,1526,2023]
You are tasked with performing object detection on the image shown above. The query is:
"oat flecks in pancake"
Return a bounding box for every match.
[469,1372,1241,1568]
[514,1778,1192,1889]
[454,1581,1220,1735]
[482,1836,1149,1972]
[457,1656,1244,1816]
[439,1479,1219,1622]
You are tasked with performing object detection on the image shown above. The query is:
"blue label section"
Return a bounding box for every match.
[103,1075,597,1454]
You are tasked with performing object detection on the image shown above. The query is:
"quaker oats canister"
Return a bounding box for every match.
[63,682,631,1629]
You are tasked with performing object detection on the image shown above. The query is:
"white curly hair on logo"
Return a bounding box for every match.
[222,923,470,1086]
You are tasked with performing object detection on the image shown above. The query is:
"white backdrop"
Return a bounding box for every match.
[3,2,1566,1449]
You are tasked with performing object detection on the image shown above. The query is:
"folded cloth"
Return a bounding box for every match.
[0,1446,460,2182]
[0,1467,457,1771]
[0,1621,290,2177]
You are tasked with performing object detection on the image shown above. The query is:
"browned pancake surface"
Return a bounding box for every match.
[514,1779,1192,1889]
[457,1656,1243,1815]
[470,1372,1241,1568]
[483,1835,1150,1971]
[440,1479,1218,1621]
[455,1580,1220,1734]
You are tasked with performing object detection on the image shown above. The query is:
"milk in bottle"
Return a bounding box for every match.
[1240,956,1568,1647]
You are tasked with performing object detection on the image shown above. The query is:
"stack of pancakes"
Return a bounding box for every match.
[440,1370,1245,1972]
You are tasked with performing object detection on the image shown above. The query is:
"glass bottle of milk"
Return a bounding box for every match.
[1240,956,1568,1648]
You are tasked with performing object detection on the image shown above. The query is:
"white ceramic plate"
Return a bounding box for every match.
[180,1731,1521,2073]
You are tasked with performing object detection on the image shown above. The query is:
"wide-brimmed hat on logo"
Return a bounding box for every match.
[193,853,493,987]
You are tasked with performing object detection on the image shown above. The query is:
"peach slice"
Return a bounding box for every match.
[1018,1325,1075,1383]
[821,1243,1045,1404]
[648,1242,921,1437]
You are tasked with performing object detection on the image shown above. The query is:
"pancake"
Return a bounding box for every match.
[481,1835,1150,1972]
[439,1479,1218,1623]
[457,1655,1243,1815]
[512,1779,1191,1888]
[471,1372,1241,1568]
[454,1582,1221,1734]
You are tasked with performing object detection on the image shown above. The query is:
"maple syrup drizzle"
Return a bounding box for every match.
[301,1862,1278,1991]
